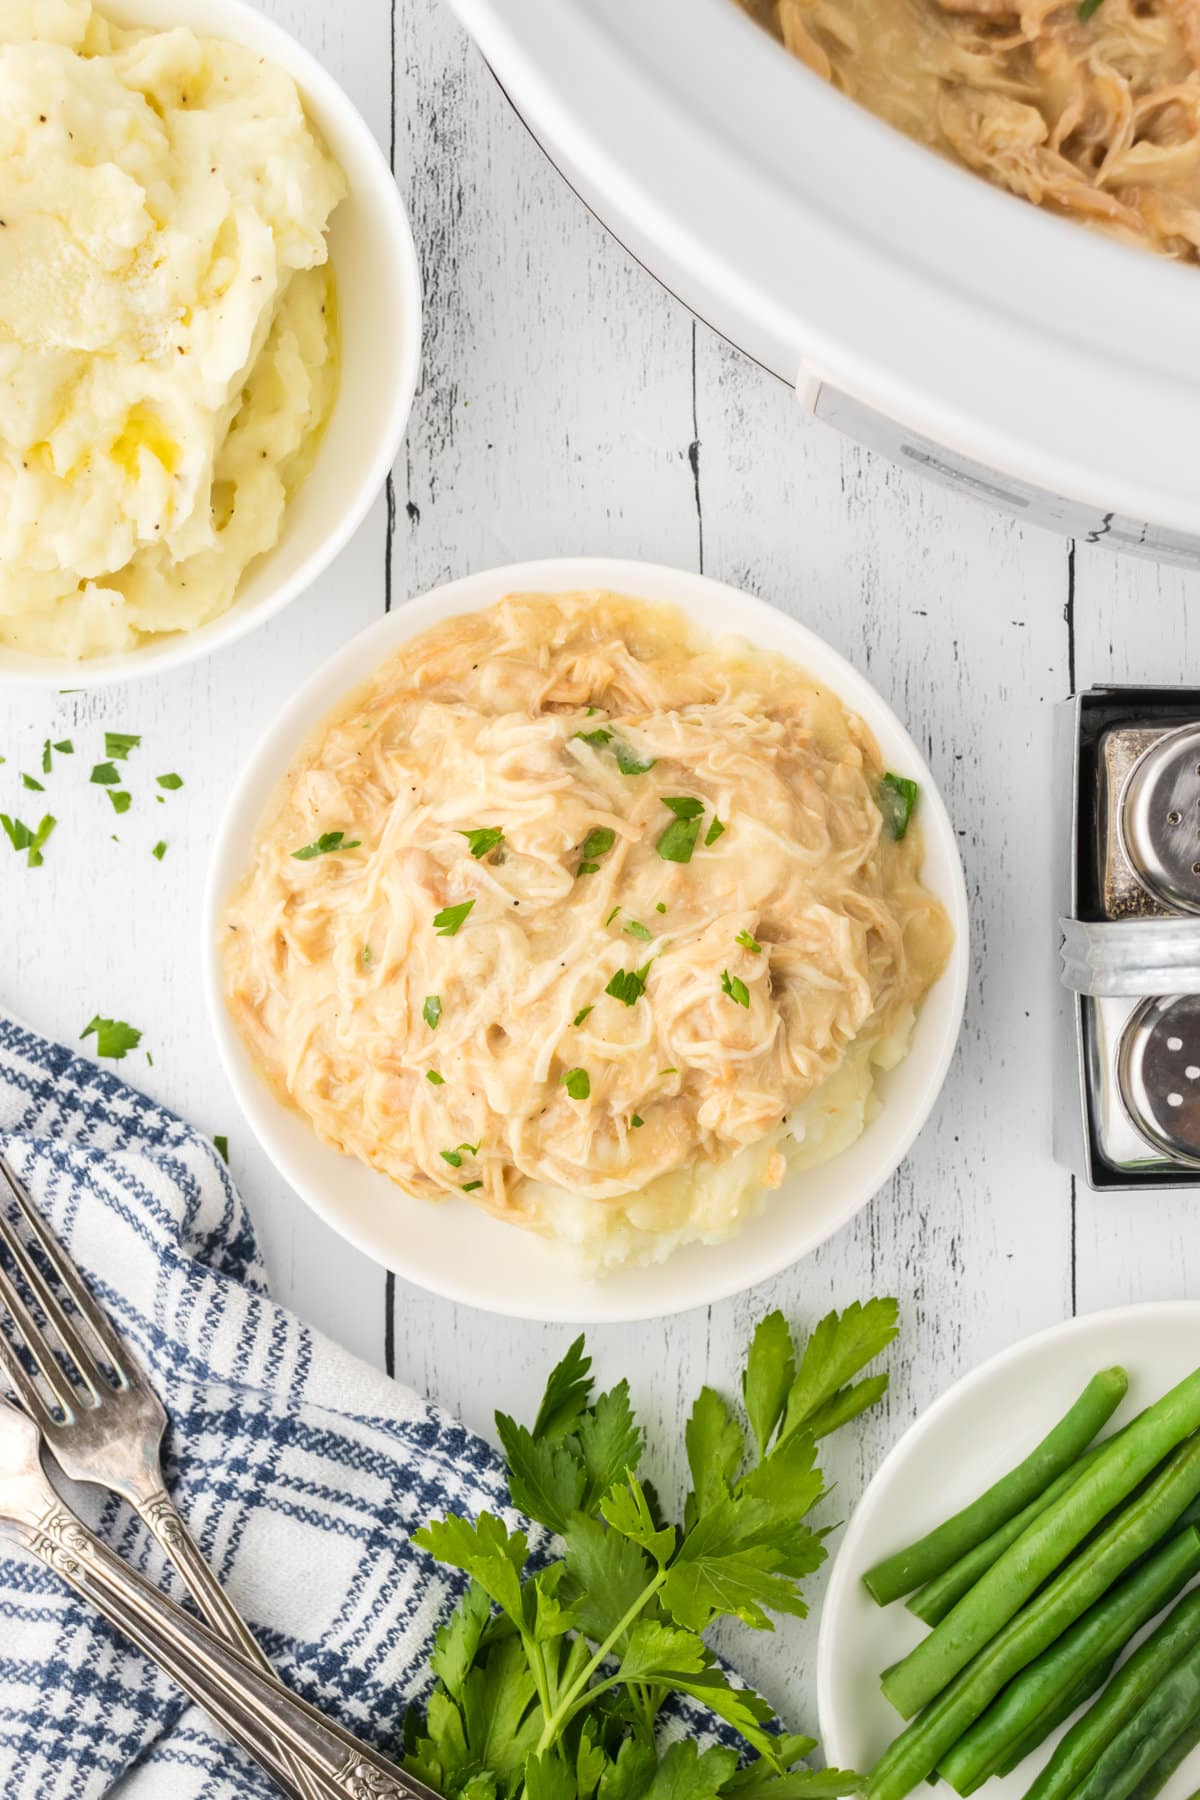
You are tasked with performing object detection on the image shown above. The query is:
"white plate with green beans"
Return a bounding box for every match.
[819,1301,1200,1800]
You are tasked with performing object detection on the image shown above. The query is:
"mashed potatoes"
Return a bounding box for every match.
[222,592,953,1271]
[0,0,344,659]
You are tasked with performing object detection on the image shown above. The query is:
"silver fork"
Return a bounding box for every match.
[0,1150,327,1800]
[0,1394,438,1799]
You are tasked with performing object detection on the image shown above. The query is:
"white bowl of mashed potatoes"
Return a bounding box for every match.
[0,0,420,683]
[204,558,970,1323]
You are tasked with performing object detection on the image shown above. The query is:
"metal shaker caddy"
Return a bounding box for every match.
[1057,689,1200,1188]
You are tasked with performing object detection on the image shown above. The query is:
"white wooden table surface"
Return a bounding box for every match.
[3,0,1198,1739]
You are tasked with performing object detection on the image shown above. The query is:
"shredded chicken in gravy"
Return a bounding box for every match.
[741,0,1200,258]
[222,592,950,1267]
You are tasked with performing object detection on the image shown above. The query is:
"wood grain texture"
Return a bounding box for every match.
[2,0,1197,1748]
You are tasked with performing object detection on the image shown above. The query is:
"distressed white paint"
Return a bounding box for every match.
[0,0,1196,1743]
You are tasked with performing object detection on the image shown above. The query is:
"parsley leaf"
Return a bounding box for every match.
[459,826,504,859]
[630,1114,644,1128]
[441,1141,480,1168]
[657,800,705,864]
[108,790,131,815]
[575,728,613,748]
[0,813,55,868]
[705,816,726,846]
[572,1004,594,1027]
[426,1070,445,1085]
[781,1298,900,1441]
[20,773,43,791]
[90,762,120,785]
[462,1180,483,1192]
[81,1015,141,1060]
[614,741,656,775]
[736,929,763,954]
[742,1312,797,1458]
[534,1336,594,1439]
[1078,0,1103,17]
[156,772,184,790]
[292,830,360,860]
[53,739,73,755]
[721,969,750,1008]
[562,1067,591,1100]
[213,1135,229,1164]
[663,796,704,819]
[605,962,651,1007]
[105,731,141,761]
[433,899,475,936]
[423,994,442,1030]
[577,827,616,876]
[877,772,919,841]
[152,840,167,861]
[604,905,621,926]
[624,919,653,942]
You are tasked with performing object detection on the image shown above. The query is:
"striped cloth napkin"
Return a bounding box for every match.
[0,1008,572,1797]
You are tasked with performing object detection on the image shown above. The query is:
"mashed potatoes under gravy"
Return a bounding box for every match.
[0,0,344,658]
[222,592,952,1269]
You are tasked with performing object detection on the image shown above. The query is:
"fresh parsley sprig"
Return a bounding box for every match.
[407,1303,897,1798]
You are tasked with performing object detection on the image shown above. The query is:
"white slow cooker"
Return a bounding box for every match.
[448,0,1200,565]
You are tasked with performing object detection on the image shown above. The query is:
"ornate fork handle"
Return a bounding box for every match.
[12,1502,438,1800]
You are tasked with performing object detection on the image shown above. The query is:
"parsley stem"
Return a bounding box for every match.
[534,1569,667,1752]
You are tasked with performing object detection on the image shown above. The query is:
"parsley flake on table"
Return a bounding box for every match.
[21,773,43,792]
[735,929,762,954]
[156,772,184,791]
[213,1135,229,1165]
[292,831,361,861]
[705,815,726,846]
[877,772,919,841]
[108,790,131,815]
[1,813,55,868]
[407,1303,896,1798]
[656,796,705,864]
[41,741,52,774]
[53,739,73,755]
[459,826,504,859]
[106,732,141,761]
[572,1004,594,1027]
[423,994,442,1030]
[605,962,651,1007]
[81,1016,142,1060]
[624,919,653,942]
[90,762,120,785]
[152,841,168,861]
[562,1066,591,1100]
[721,969,750,1008]
[433,899,474,936]
[577,826,616,877]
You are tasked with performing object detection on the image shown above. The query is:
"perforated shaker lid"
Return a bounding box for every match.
[1117,725,1200,917]
[1117,994,1200,1168]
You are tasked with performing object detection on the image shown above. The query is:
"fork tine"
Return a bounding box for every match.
[0,1161,116,1397]
[0,1155,130,1383]
[0,1326,53,1427]
[0,1253,78,1415]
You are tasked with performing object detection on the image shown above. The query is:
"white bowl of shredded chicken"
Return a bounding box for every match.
[0,0,420,685]
[204,559,969,1322]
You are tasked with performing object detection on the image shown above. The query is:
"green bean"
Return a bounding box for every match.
[1126,1713,1200,1800]
[881,1364,1200,1719]
[937,1526,1200,1794]
[909,1446,1110,1627]
[864,1368,1129,1607]
[1068,1635,1200,1800]
[1022,1586,1200,1800]
[992,1663,1112,1781]
[863,1440,1200,1800]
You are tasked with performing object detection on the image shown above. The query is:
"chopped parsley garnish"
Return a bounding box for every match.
[462,1180,483,1192]
[81,1015,141,1060]
[705,815,726,846]
[604,905,620,926]
[426,1070,445,1085]
[433,899,475,936]
[614,740,656,775]
[877,772,919,841]
[423,994,442,1030]
[105,732,141,761]
[213,1135,229,1164]
[1,813,55,868]
[573,1004,594,1026]
[624,919,653,942]
[459,826,504,859]
[656,797,705,863]
[156,772,184,790]
[54,740,73,754]
[292,830,361,860]
[1078,0,1102,18]
[440,1141,480,1167]
[656,901,667,913]
[41,741,51,774]
[152,840,168,861]
[21,773,43,792]
[659,1067,678,1077]
[562,1067,591,1100]
[721,969,751,1008]
[574,727,613,749]
[90,762,120,785]
[736,929,762,954]
[605,962,651,1007]
[108,790,131,815]
[577,826,616,876]
[630,1114,644,1129]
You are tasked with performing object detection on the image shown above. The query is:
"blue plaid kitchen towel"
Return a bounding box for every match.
[0,1009,546,1798]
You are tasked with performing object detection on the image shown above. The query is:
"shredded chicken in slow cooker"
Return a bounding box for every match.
[741,0,1200,258]
[222,592,950,1268]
